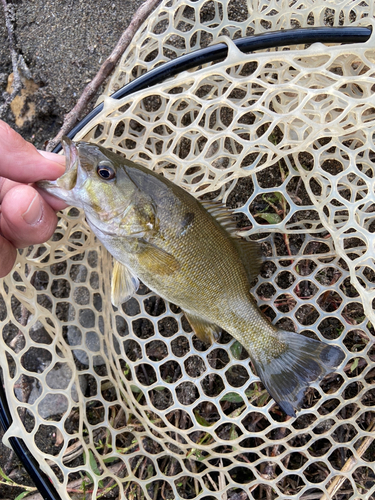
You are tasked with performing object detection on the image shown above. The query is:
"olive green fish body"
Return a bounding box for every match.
[104,165,276,359]
[114,174,246,319]
[38,139,345,417]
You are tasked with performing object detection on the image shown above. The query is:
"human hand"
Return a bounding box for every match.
[0,120,67,278]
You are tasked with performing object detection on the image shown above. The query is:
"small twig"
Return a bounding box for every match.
[262,251,340,261]
[262,422,291,481]
[0,0,23,118]
[4,450,15,475]
[0,479,37,493]
[47,0,161,151]
[318,417,375,500]
[21,462,125,500]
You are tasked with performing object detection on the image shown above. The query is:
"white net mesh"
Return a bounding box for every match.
[1,1,375,499]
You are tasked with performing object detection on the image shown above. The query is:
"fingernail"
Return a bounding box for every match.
[38,150,66,164]
[22,193,43,225]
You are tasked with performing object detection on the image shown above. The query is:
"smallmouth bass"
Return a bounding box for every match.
[38,139,345,417]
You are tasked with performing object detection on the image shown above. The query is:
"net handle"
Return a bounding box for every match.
[0,378,61,500]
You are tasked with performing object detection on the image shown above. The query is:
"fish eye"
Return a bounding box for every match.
[97,162,116,180]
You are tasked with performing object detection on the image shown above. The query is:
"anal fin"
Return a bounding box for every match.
[184,312,221,345]
[111,260,140,308]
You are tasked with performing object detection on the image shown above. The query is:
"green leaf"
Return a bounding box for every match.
[195,449,209,462]
[255,213,282,224]
[15,492,30,500]
[221,392,244,403]
[230,341,243,359]
[245,382,258,398]
[81,473,91,493]
[0,467,12,484]
[130,384,142,393]
[350,358,359,372]
[89,450,101,476]
[258,392,270,406]
[352,343,365,350]
[194,411,211,427]
[264,192,283,203]
[230,424,238,440]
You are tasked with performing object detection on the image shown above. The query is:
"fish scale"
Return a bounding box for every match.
[38,138,345,417]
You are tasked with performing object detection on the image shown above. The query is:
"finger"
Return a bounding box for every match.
[33,186,69,211]
[0,235,17,278]
[0,178,19,203]
[0,120,66,183]
[0,178,68,211]
[1,184,58,248]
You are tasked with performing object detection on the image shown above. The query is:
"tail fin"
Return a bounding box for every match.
[252,332,345,417]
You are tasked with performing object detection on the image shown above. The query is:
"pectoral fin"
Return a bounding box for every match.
[138,241,180,276]
[111,260,140,308]
[184,312,221,345]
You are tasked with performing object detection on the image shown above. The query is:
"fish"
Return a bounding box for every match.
[38,138,345,417]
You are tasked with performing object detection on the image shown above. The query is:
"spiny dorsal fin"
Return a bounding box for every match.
[138,241,180,276]
[233,239,263,282]
[183,311,221,345]
[201,200,263,280]
[201,200,238,235]
[111,260,140,308]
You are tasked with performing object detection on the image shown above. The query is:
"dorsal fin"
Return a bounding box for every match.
[233,239,263,282]
[201,200,263,281]
[201,200,238,235]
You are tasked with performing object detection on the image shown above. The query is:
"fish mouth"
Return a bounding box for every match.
[62,137,78,175]
[37,137,86,205]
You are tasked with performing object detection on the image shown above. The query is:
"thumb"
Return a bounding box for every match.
[0,120,65,183]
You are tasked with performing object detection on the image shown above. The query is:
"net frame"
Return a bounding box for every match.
[1,1,375,499]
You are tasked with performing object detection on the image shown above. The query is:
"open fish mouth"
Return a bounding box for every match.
[37,137,86,204]
[61,137,79,176]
